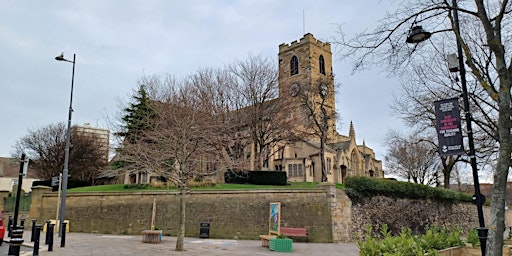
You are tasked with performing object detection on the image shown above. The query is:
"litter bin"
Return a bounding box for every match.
[199,222,210,238]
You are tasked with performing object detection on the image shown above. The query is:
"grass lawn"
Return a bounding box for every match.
[68,182,343,192]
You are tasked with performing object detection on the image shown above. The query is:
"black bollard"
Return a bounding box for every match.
[7,216,13,237]
[44,220,51,245]
[31,219,36,242]
[19,218,25,230]
[60,222,67,247]
[33,224,42,256]
[47,224,54,252]
[8,230,24,256]
[7,238,23,256]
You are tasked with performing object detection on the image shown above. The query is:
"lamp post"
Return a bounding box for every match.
[55,52,76,238]
[406,1,488,255]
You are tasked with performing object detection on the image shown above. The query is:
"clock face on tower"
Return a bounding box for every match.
[289,83,300,97]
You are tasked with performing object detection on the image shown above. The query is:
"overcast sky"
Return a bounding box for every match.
[0,1,403,162]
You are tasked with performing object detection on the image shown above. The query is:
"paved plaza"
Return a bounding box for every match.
[10,231,359,256]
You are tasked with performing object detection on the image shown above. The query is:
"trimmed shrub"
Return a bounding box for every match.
[248,171,287,185]
[224,169,249,184]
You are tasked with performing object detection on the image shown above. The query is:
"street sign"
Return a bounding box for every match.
[51,176,60,187]
[22,159,29,177]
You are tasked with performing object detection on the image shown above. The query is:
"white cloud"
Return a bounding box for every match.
[0,0,401,161]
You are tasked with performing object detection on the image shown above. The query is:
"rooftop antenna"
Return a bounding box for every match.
[303,10,305,35]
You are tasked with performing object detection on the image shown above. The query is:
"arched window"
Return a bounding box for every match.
[290,56,299,75]
[319,55,325,75]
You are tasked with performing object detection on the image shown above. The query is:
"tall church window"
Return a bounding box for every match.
[319,55,325,75]
[290,56,299,75]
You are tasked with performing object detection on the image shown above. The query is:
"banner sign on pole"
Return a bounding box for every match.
[434,98,465,156]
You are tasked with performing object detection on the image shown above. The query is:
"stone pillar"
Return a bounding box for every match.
[29,186,52,221]
[0,190,10,212]
[319,182,352,243]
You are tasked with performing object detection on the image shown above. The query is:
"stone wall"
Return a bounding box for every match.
[31,185,485,243]
[350,196,479,239]
[34,188,337,242]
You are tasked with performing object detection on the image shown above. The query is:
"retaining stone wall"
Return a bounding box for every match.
[35,189,335,242]
[31,186,483,243]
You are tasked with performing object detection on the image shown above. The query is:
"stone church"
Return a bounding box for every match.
[267,33,383,183]
[113,33,383,185]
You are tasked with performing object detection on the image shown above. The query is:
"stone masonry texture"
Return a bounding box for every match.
[32,186,482,243]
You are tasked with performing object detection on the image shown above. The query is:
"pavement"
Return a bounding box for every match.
[7,231,360,256]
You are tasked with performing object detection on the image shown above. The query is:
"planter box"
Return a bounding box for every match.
[435,245,512,256]
[269,238,293,252]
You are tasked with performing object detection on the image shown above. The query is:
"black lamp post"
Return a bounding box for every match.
[55,52,76,238]
[406,1,488,255]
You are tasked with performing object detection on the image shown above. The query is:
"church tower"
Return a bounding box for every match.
[277,33,337,138]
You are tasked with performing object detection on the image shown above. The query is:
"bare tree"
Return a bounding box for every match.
[227,54,296,170]
[385,130,440,185]
[119,75,232,252]
[292,76,338,182]
[335,1,512,253]
[12,123,107,182]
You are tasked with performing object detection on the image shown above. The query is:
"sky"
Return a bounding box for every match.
[0,1,403,162]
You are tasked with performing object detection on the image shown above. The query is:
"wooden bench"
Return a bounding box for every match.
[142,230,162,243]
[280,227,308,242]
[258,234,276,247]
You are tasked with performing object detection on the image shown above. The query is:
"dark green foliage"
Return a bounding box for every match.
[344,176,472,203]
[110,160,132,170]
[123,183,150,189]
[224,170,249,184]
[32,179,91,190]
[358,224,465,256]
[466,228,480,247]
[224,170,287,185]
[117,85,157,144]
[248,171,287,185]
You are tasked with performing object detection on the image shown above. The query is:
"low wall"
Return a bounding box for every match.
[30,185,486,243]
[33,188,338,242]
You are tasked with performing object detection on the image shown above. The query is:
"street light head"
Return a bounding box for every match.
[406,25,432,44]
[55,52,66,61]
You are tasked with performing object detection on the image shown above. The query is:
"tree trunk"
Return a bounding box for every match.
[486,76,512,256]
[175,189,186,251]
[320,132,327,182]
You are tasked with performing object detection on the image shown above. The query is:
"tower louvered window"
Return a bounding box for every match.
[319,55,325,75]
[290,56,299,75]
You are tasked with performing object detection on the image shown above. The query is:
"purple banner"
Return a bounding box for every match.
[434,98,465,156]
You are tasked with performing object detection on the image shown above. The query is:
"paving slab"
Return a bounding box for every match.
[16,232,359,256]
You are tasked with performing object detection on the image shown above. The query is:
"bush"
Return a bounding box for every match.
[224,170,249,184]
[32,179,92,191]
[123,183,150,189]
[225,170,288,185]
[344,176,472,204]
[358,224,464,256]
[248,171,287,185]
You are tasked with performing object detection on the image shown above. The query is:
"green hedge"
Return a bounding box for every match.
[224,170,249,184]
[224,170,287,185]
[32,179,92,192]
[248,171,287,185]
[344,176,473,204]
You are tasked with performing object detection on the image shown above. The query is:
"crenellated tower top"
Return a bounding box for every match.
[278,33,331,53]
